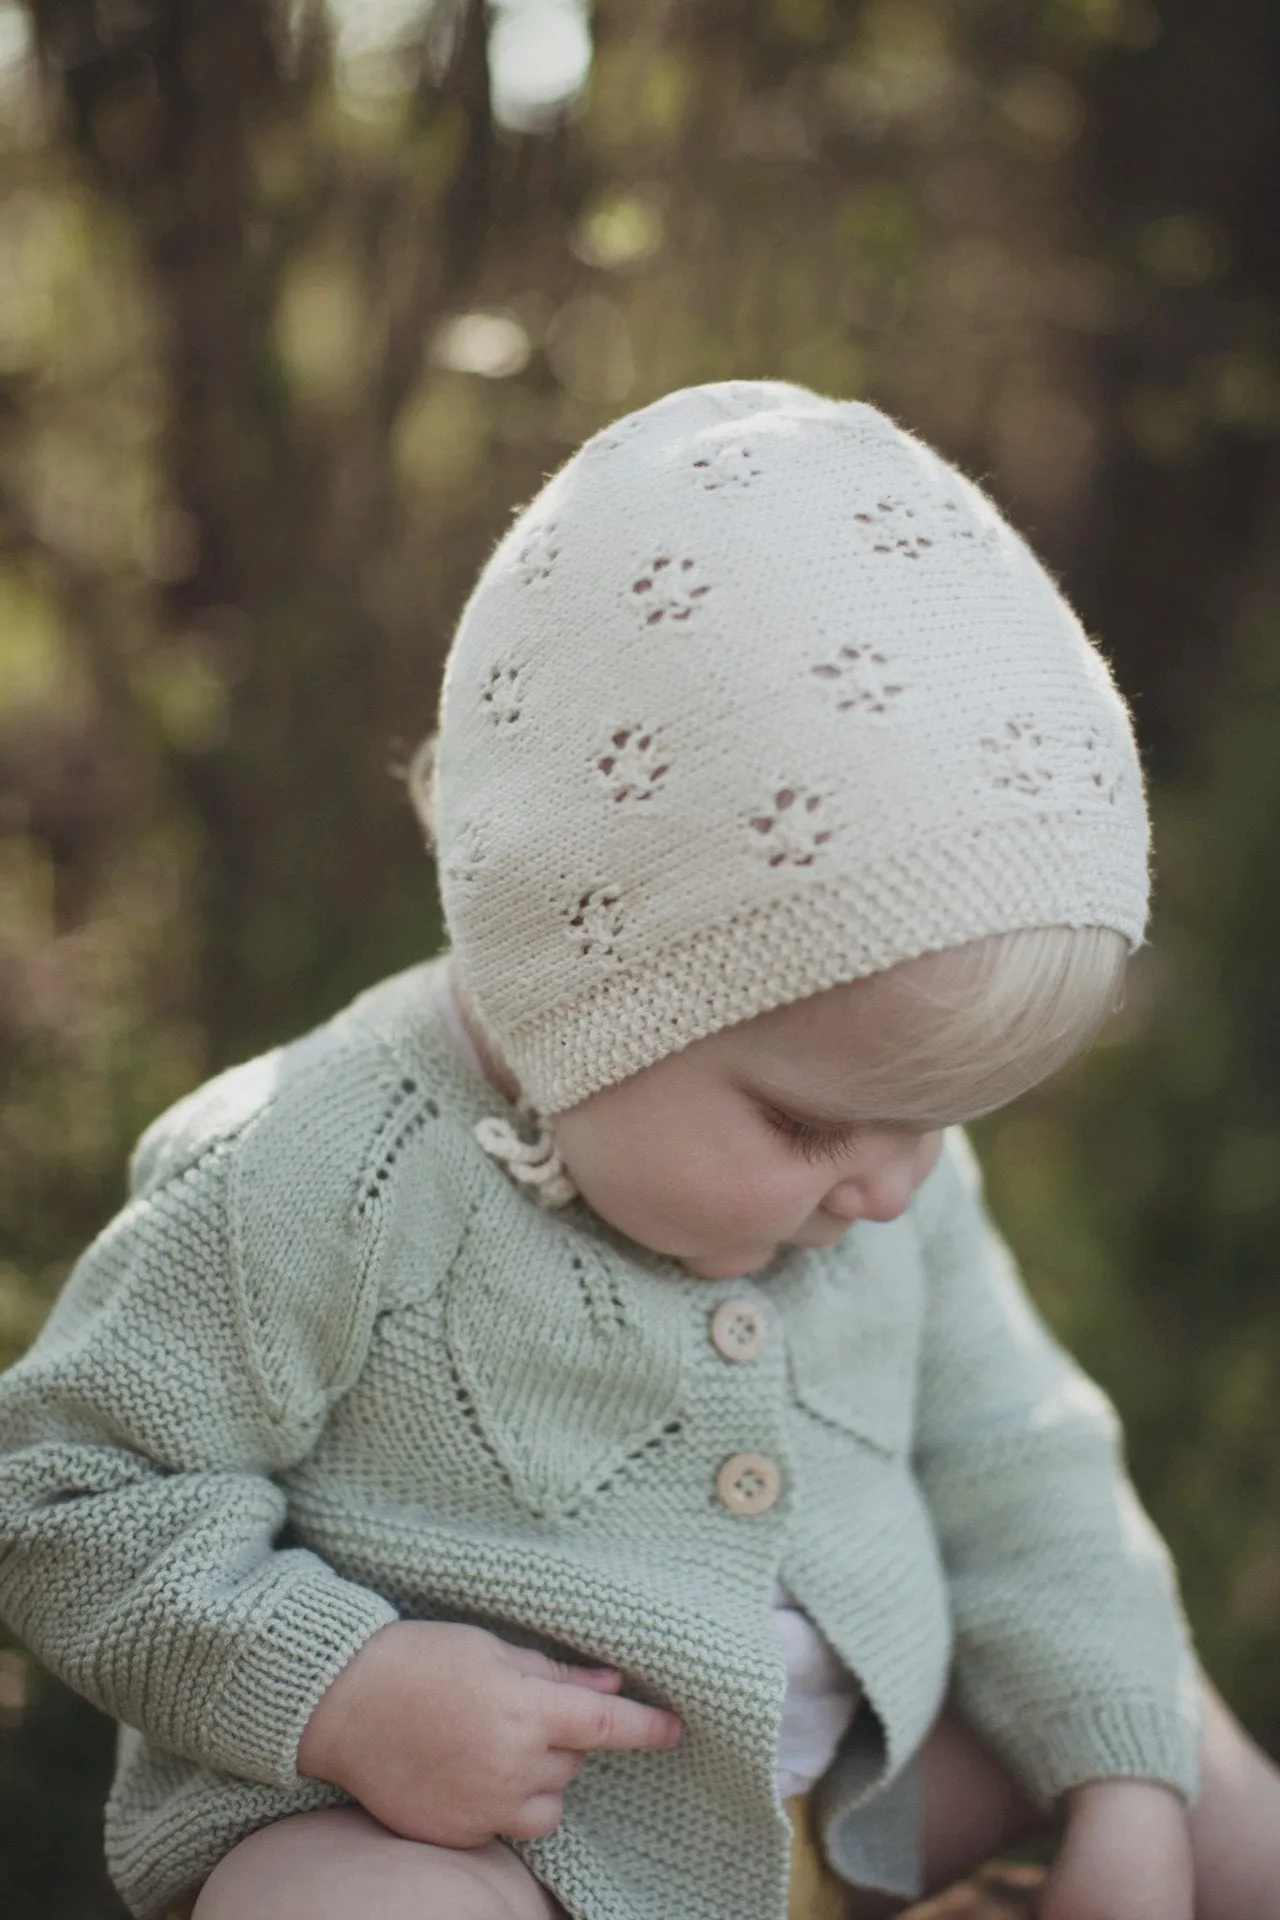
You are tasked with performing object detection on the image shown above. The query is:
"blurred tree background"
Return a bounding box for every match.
[0,0,1277,1911]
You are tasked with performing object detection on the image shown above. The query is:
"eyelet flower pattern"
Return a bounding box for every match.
[811,642,905,715]
[692,438,763,491]
[1081,727,1128,806]
[939,497,1000,549]
[631,554,711,626]
[748,786,833,867]
[444,819,489,887]
[982,717,1054,798]
[851,497,936,560]
[565,885,625,961]
[848,494,1000,560]
[514,519,561,586]
[593,413,648,455]
[593,725,671,802]
[481,662,524,729]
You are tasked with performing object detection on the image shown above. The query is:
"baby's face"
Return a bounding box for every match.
[552,971,954,1282]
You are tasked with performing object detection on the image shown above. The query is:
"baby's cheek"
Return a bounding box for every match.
[696,1153,803,1236]
[614,1154,768,1247]
[575,1138,709,1236]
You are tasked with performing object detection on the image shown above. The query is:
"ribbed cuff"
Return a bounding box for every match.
[987,1695,1200,1810]
[203,1563,398,1788]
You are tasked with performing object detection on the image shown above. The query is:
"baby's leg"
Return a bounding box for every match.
[843,1710,1046,1919]
[846,1679,1280,1919]
[190,1806,565,1920]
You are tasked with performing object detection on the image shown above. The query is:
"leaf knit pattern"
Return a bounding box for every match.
[0,964,1197,1920]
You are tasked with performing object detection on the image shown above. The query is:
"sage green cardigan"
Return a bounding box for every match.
[0,963,1198,1920]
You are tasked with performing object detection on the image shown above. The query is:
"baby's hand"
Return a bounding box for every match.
[297,1620,683,1846]
[1041,1779,1193,1920]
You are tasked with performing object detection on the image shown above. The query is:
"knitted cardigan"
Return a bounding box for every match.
[0,963,1198,1920]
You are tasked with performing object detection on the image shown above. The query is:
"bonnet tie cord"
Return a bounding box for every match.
[473,1105,579,1209]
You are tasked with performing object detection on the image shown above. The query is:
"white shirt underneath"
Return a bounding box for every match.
[770,1582,860,1798]
[426,956,861,1798]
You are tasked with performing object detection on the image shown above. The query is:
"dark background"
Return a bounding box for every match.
[1,1,1278,1912]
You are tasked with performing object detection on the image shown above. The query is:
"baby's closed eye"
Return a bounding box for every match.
[763,1110,864,1165]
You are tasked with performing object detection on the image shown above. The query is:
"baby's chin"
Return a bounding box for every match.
[675,1244,794,1274]
[678,1222,854,1279]
[678,1246,779,1281]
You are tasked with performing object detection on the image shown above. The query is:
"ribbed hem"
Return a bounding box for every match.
[496,812,1147,1113]
[203,1567,398,1787]
[983,1695,1200,1810]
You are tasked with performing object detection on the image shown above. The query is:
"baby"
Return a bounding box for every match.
[0,381,1277,1920]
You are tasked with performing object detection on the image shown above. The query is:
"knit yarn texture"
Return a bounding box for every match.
[0,966,1197,1920]
[435,380,1149,1115]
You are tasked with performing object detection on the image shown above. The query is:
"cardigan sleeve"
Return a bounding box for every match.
[910,1130,1200,1807]
[0,1109,398,1790]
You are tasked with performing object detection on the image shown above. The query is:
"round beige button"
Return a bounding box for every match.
[709,1298,768,1363]
[715,1451,782,1516]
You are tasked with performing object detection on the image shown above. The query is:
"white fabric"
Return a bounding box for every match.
[772,1582,861,1799]
[428,958,860,1800]
[433,380,1150,1114]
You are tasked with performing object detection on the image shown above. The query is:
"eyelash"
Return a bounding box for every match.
[765,1110,863,1166]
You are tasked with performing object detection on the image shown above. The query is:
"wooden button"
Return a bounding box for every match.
[715,1451,782,1516]
[709,1298,768,1363]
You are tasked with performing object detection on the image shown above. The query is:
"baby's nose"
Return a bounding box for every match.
[825,1156,917,1225]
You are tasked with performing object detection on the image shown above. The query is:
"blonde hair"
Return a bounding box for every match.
[806,925,1129,1125]
[407,731,1127,1121]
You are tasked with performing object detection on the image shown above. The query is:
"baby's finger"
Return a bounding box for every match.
[559,1666,623,1693]
[505,1792,566,1842]
[501,1645,622,1691]
[546,1683,683,1754]
[540,1749,585,1791]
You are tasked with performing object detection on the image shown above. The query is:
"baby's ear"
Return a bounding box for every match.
[400,732,439,848]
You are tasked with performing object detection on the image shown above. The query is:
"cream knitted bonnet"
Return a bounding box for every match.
[433,380,1147,1117]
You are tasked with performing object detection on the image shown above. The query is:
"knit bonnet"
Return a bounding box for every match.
[433,380,1148,1116]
